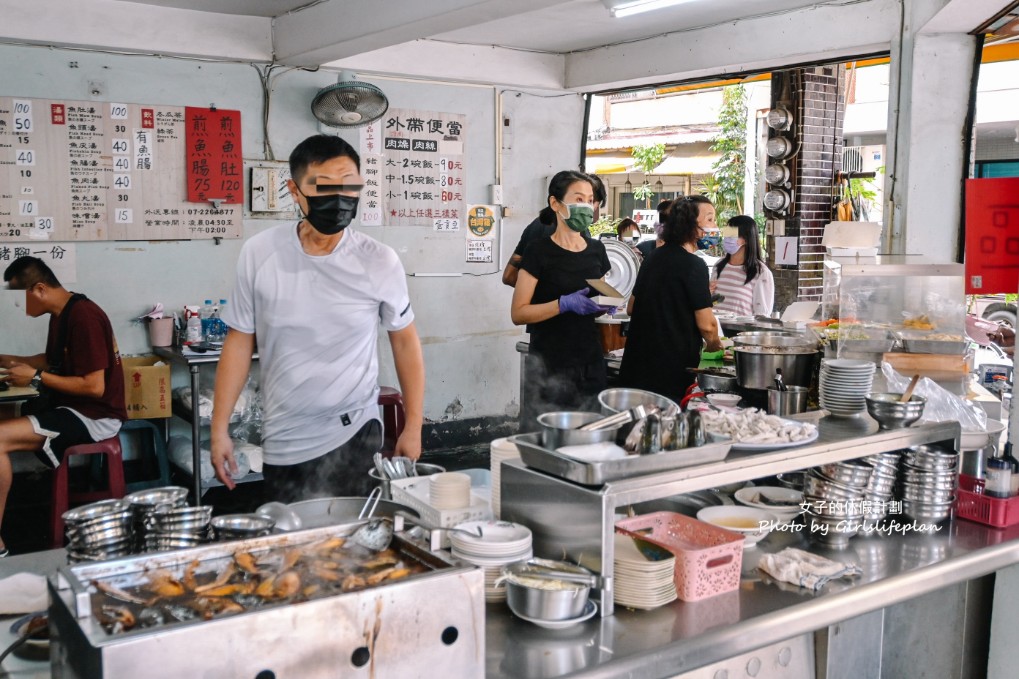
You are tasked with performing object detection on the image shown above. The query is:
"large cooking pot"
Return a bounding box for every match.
[734,345,818,389]
[733,331,815,349]
[286,496,418,530]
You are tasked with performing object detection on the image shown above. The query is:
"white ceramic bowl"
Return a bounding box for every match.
[960,419,1006,450]
[734,486,804,522]
[696,506,779,546]
[706,393,741,408]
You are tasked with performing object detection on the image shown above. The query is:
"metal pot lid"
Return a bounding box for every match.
[601,240,640,300]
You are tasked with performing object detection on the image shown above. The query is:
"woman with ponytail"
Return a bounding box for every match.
[511,171,615,425]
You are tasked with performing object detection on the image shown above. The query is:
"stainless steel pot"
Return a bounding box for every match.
[691,370,738,393]
[538,411,622,449]
[733,332,815,349]
[734,348,818,389]
[286,496,419,530]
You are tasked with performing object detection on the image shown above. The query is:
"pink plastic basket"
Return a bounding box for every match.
[615,511,744,602]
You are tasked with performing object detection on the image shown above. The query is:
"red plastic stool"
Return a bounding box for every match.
[378,386,406,457]
[50,437,127,547]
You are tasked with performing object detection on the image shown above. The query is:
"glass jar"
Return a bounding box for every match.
[985,457,1012,499]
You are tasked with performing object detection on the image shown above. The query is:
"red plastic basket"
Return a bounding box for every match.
[955,474,1019,528]
[615,511,744,602]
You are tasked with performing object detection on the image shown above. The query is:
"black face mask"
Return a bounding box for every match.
[300,192,359,235]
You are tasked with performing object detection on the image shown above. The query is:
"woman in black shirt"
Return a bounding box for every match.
[618,195,723,403]
[511,171,614,427]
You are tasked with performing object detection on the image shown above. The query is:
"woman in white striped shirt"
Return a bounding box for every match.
[712,215,775,317]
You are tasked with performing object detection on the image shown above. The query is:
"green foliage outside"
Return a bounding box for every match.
[706,85,749,224]
[590,215,623,239]
[630,143,666,208]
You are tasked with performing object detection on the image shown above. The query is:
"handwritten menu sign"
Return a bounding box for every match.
[358,121,383,226]
[185,107,242,204]
[360,108,466,227]
[0,242,76,282]
[0,97,241,242]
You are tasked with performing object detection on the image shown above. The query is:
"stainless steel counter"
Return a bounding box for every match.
[486,518,1017,678]
[3,517,1017,679]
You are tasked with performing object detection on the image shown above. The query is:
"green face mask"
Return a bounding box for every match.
[562,203,594,232]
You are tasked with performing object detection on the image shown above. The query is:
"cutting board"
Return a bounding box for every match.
[882,352,970,381]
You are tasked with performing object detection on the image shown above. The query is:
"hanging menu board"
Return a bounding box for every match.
[0,97,241,242]
[362,108,466,227]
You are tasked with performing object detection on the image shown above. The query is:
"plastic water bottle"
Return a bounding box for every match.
[207,299,228,343]
[200,299,214,340]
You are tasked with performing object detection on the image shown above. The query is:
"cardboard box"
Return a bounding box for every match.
[122,355,171,420]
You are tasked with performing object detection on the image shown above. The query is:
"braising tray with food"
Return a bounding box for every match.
[509,432,732,486]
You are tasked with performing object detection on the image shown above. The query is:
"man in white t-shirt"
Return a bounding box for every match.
[211,135,425,502]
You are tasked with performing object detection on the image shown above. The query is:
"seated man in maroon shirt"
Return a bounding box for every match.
[0,256,126,557]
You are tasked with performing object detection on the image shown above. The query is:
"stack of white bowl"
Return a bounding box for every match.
[859,452,901,533]
[819,359,876,416]
[613,533,676,610]
[451,520,533,603]
[429,472,472,509]
[490,438,520,518]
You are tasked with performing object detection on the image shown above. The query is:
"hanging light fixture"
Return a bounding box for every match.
[624,174,633,193]
[654,176,664,194]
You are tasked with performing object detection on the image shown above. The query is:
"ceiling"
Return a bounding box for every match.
[112,0,832,55]
[111,0,311,17]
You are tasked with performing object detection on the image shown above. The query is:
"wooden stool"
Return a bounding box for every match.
[50,437,127,548]
[378,386,405,456]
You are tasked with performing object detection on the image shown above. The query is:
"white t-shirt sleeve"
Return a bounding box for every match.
[377,247,415,332]
[752,266,776,317]
[223,239,258,334]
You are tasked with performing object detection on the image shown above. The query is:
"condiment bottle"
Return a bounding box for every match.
[985,456,1012,499]
[1002,442,1019,496]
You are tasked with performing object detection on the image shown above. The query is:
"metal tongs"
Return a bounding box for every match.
[577,404,654,432]
[510,561,600,588]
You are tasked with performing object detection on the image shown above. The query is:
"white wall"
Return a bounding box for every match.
[0,44,585,424]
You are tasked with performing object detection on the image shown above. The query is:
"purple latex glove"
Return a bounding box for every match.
[559,288,616,316]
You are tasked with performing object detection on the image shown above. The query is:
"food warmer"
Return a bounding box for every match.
[48,521,484,679]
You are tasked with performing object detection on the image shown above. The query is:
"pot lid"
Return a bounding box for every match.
[602,240,640,300]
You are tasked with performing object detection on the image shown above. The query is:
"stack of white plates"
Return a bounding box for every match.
[613,533,677,610]
[490,438,520,519]
[429,472,472,509]
[451,520,533,603]
[819,358,876,416]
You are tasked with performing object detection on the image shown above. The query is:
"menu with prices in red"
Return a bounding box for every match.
[185,107,243,205]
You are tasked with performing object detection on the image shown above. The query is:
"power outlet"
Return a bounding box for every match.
[766,219,786,236]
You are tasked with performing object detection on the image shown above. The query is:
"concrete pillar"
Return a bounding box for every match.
[885,31,982,260]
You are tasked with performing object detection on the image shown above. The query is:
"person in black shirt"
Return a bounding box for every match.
[501,173,605,287]
[619,195,722,403]
[511,171,614,427]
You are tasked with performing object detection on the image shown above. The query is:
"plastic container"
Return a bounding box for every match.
[985,457,1012,499]
[615,511,744,602]
[956,474,1019,528]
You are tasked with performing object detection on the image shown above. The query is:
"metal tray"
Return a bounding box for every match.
[841,338,896,353]
[900,338,969,355]
[509,432,732,486]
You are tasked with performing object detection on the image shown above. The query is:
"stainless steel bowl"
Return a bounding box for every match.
[813,461,874,488]
[124,486,189,508]
[804,473,865,501]
[211,514,275,539]
[538,411,622,450]
[865,393,926,430]
[733,332,816,348]
[598,389,678,415]
[62,499,129,524]
[503,560,592,621]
